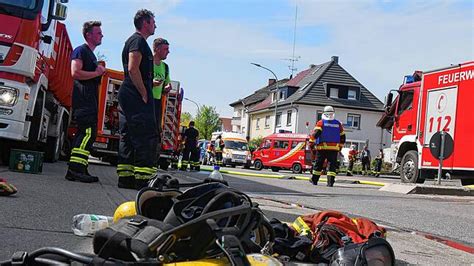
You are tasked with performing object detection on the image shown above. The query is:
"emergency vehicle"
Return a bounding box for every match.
[377,61,474,183]
[211,132,251,168]
[252,133,312,174]
[0,1,72,163]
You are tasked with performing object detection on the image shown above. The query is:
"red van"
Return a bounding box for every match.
[252,133,313,174]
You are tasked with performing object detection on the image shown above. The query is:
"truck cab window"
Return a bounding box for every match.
[397,91,413,115]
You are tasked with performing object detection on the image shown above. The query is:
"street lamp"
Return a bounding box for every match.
[251,63,280,133]
[184,97,200,114]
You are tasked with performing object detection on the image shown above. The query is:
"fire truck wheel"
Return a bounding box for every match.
[292,163,303,174]
[400,150,420,183]
[254,160,263,171]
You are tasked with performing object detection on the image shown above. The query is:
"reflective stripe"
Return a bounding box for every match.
[118,171,134,177]
[70,156,88,166]
[340,132,345,136]
[117,164,134,171]
[312,170,321,175]
[72,148,90,156]
[327,171,336,177]
[314,126,322,131]
[134,167,156,175]
[80,127,92,150]
[292,217,312,236]
[316,145,340,151]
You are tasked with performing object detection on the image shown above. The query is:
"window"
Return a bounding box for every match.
[262,139,272,149]
[272,92,277,103]
[264,115,270,128]
[348,89,357,100]
[316,110,323,121]
[291,141,303,149]
[279,90,286,101]
[286,110,292,126]
[276,112,282,126]
[273,140,289,149]
[347,114,361,129]
[324,83,360,100]
[256,118,260,129]
[397,91,413,115]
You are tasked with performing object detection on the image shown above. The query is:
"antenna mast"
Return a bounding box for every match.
[289,4,299,76]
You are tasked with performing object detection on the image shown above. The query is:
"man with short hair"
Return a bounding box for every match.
[116,9,157,190]
[65,21,105,183]
[152,37,171,141]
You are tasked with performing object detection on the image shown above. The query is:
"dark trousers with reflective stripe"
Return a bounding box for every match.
[181,144,199,170]
[117,90,158,183]
[69,122,96,173]
[312,150,338,181]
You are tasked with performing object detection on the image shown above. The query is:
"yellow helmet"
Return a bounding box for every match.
[113,201,137,223]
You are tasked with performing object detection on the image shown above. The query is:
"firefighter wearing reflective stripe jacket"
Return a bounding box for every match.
[309,106,346,187]
[180,121,200,171]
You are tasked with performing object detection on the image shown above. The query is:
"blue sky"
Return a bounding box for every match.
[65,0,473,117]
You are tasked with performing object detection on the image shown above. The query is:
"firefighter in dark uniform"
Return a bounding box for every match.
[65,21,105,183]
[309,106,346,187]
[180,121,200,171]
[215,135,225,166]
[116,10,157,190]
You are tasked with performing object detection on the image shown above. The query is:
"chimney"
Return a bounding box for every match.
[331,56,339,64]
[268,78,276,86]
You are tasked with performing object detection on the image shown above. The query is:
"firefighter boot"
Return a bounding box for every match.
[310,175,320,185]
[65,168,98,183]
[135,179,149,190]
[85,168,100,181]
[118,176,135,189]
[327,176,335,187]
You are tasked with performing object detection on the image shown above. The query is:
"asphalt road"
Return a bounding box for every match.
[0,161,473,265]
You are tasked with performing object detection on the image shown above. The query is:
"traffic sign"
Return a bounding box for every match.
[429,131,453,160]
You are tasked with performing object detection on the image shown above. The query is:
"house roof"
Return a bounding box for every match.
[229,79,289,107]
[249,58,384,113]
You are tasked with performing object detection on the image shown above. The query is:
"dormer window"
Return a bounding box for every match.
[324,83,360,100]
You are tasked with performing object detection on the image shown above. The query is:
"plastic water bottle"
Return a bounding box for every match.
[208,165,224,182]
[72,214,113,236]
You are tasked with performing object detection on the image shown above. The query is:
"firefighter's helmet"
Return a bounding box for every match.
[113,201,137,223]
[322,105,335,120]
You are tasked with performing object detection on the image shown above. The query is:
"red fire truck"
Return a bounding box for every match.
[0,0,72,163]
[377,61,474,184]
[252,133,312,174]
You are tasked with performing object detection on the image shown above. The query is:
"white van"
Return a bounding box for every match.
[211,132,251,168]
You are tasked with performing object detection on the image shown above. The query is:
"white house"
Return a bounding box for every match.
[244,56,391,155]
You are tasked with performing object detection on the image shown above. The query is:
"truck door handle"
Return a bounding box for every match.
[408,124,412,131]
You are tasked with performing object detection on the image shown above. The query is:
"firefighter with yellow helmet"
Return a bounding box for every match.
[309,106,346,187]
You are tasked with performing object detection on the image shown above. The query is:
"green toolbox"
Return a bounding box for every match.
[9,149,44,174]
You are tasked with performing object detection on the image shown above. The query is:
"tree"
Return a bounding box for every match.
[195,105,220,140]
[180,112,193,127]
[249,136,263,152]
